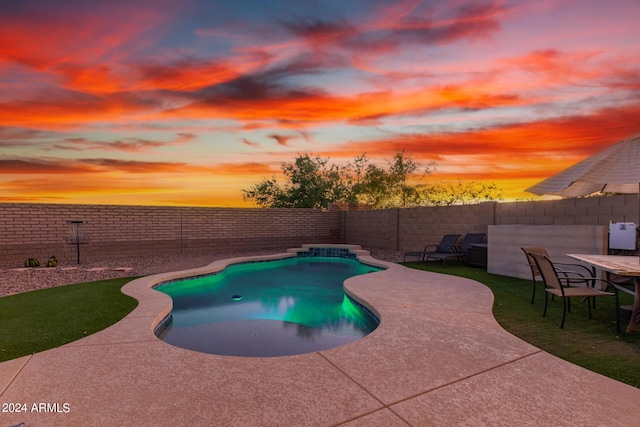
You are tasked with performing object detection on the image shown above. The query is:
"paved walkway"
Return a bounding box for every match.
[2,246,640,426]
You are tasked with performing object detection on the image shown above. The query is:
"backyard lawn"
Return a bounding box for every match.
[403,262,640,388]
[0,278,137,362]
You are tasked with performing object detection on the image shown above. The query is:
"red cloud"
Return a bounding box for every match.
[0,158,99,174]
[52,133,196,153]
[314,102,640,183]
[242,138,261,148]
[1,1,639,206]
[268,133,294,146]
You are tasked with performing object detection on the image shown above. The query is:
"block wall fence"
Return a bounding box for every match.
[0,194,637,265]
[345,194,639,251]
[0,204,341,266]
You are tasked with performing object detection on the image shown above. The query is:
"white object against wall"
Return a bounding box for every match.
[609,222,637,250]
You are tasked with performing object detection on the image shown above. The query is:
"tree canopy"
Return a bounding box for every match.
[242,152,503,209]
[241,155,352,209]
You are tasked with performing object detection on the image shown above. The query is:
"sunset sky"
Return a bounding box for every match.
[1,0,639,207]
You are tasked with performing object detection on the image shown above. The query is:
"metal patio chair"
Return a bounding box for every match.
[521,247,595,304]
[529,252,620,332]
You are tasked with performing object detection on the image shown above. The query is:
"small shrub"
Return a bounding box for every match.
[46,256,58,268]
[24,258,40,268]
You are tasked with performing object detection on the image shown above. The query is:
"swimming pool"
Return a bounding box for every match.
[154,251,383,357]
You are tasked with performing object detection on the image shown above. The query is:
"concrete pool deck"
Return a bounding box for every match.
[2,245,640,426]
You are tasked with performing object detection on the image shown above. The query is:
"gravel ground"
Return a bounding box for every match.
[0,247,405,298]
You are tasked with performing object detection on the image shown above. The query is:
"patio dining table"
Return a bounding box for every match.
[567,254,640,333]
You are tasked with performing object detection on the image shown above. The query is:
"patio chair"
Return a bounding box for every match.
[521,247,595,304]
[529,252,620,332]
[425,233,486,266]
[403,234,461,262]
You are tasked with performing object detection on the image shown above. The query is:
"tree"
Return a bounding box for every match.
[242,151,503,208]
[351,151,433,209]
[421,180,503,206]
[242,154,355,208]
[241,176,286,208]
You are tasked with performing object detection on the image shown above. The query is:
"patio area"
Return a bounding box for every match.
[2,249,640,426]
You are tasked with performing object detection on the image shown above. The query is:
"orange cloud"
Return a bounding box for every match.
[0,92,159,130]
[505,49,603,83]
[52,133,196,153]
[201,162,278,176]
[0,2,171,88]
[313,102,640,182]
[0,157,277,206]
[0,158,100,174]
[1,1,639,206]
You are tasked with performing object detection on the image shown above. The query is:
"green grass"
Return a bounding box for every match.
[0,278,138,362]
[403,262,640,388]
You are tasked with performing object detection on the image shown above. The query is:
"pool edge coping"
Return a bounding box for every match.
[120,244,387,340]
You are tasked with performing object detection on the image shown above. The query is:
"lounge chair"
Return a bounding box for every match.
[529,252,620,332]
[521,247,595,304]
[425,233,486,266]
[403,234,461,262]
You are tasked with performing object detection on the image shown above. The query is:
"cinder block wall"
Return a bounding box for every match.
[1,195,637,266]
[0,204,340,266]
[397,203,494,251]
[343,195,637,253]
[344,209,398,250]
[345,202,494,251]
[494,195,639,225]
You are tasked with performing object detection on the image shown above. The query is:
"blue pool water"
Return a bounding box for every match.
[154,255,383,357]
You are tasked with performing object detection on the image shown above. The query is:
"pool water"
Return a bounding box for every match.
[154,256,382,357]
